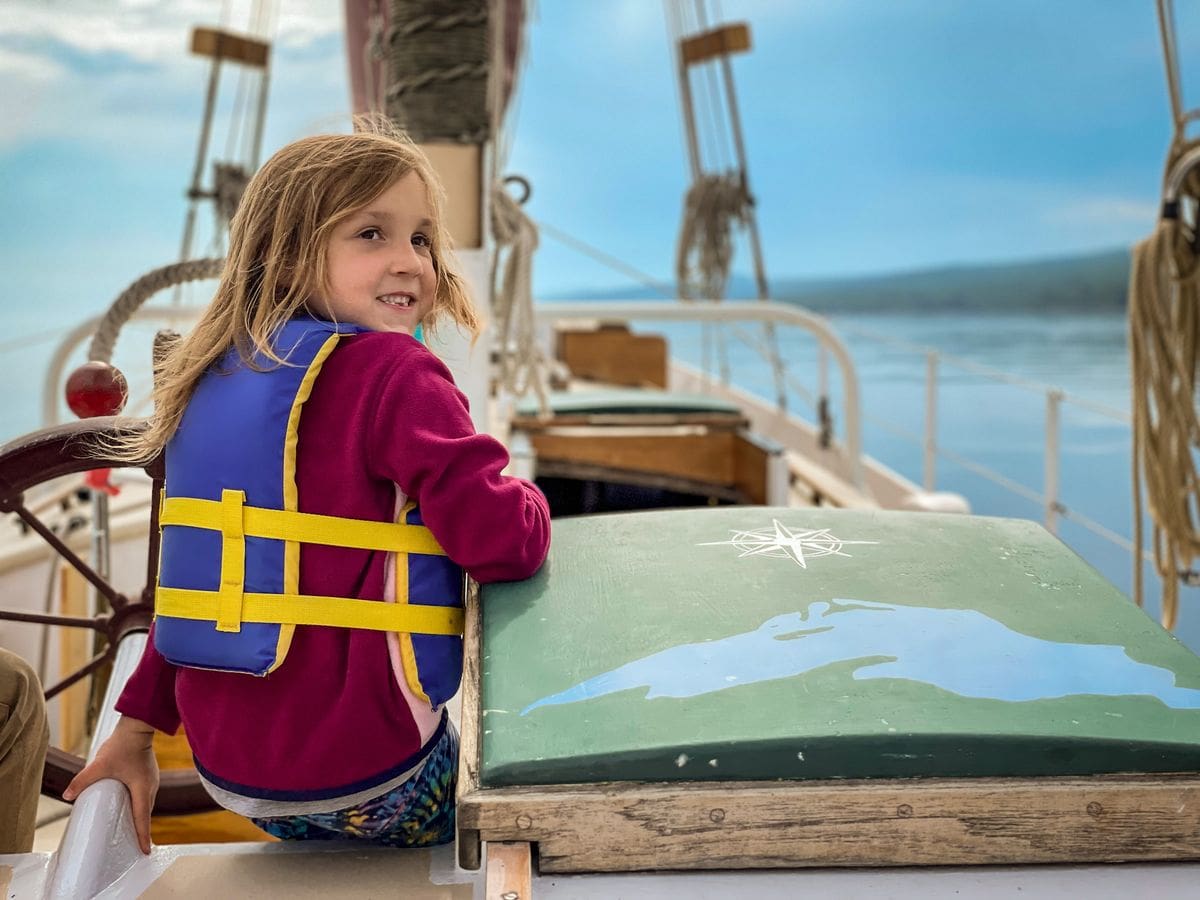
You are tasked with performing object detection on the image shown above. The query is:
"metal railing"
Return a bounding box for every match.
[832,320,1150,567]
[40,298,1137,569]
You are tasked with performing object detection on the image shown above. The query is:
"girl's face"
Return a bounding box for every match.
[318,172,437,335]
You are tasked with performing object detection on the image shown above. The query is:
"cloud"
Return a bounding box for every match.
[0,45,65,81]
[0,1,341,64]
[0,1,347,151]
[4,2,210,65]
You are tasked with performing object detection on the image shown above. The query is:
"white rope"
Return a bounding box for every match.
[363,0,388,114]
[676,182,763,393]
[676,171,749,301]
[88,258,224,364]
[490,183,564,416]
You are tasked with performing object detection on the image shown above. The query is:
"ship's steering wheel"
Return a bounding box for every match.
[0,419,213,813]
[0,259,225,814]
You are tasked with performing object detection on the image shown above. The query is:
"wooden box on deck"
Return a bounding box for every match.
[556,324,668,388]
[456,508,1200,874]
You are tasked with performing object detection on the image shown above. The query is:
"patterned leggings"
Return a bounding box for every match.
[251,721,458,848]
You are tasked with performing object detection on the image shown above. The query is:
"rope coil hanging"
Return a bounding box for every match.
[1129,0,1200,630]
[675,171,751,301]
[666,0,790,410]
[490,180,562,416]
[212,163,251,229]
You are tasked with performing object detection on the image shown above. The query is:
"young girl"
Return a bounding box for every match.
[63,126,551,853]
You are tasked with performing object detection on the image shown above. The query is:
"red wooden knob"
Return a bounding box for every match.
[65,361,128,418]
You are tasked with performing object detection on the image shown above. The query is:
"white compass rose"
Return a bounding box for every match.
[698,520,878,568]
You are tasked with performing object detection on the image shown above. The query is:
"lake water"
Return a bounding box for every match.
[4,309,1198,653]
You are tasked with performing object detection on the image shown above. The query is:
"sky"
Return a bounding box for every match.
[0,1,1197,347]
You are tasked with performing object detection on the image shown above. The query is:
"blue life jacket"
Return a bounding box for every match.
[153,317,465,708]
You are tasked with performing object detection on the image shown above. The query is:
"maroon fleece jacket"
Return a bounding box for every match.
[116,332,549,798]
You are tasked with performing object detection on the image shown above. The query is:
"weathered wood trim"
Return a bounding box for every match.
[556,327,668,388]
[733,429,772,504]
[530,431,737,487]
[58,563,90,755]
[456,580,483,870]
[531,459,746,503]
[681,23,751,66]
[485,842,533,899]
[459,773,1200,873]
[420,144,483,249]
[190,27,270,67]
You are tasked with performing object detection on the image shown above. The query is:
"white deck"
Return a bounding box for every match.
[6,841,1200,899]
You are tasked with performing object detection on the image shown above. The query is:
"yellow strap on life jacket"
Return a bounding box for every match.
[156,587,464,634]
[158,490,460,636]
[214,489,248,632]
[160,496,448,555]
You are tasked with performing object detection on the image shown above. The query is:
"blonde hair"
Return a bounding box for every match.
[111,120,481,463]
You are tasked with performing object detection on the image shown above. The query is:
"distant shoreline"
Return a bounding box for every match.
[558,247,1133,314]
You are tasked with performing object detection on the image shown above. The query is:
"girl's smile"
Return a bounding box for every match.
[318,172,437,335]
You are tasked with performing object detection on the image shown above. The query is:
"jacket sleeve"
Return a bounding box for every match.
[113,622,182,735]
[366,347,551,583]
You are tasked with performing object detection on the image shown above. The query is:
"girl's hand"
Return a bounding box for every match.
[63,715,160,854]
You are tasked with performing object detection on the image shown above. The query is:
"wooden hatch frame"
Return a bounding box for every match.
[510,405,785,507]
[456,588,1200,876]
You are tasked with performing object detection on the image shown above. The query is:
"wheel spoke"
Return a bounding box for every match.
[10,503,123,607]
[0,422,212,811]
[45,650,111,702]
[0,608,107,630]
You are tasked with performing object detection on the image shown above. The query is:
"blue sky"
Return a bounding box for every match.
[0,1,1195,340]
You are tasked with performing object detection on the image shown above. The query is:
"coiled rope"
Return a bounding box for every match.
[490,181,562,416]
[676,172,752,384]
[675,171,751,302]
[1128,0,1200,629]
[212,163,250,230]
[386,0,490,144]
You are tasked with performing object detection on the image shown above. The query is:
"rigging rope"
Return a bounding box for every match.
[1129,0,1200,629]
[213,162,251,231]
[363,0,389,113]
[665,0,789,408]
[676,171,752,383]
[490,182,563,416]
[675,171,751,301]
[88,258,225,364]
[1129,152,1200,632]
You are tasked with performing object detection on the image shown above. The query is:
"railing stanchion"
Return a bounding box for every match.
[819,345,829,405]
[1045,389,1063,534]
[924,351,939,491]
[817,344,832,448]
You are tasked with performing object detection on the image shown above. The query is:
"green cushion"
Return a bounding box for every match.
[479,507,1200,786]
[513,390,742,418]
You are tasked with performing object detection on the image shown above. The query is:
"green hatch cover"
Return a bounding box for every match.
[479,507,1200,786]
